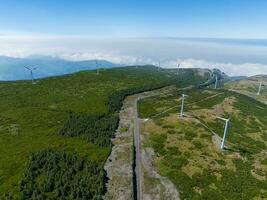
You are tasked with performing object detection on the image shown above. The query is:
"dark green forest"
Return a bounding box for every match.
[3,149,105,200]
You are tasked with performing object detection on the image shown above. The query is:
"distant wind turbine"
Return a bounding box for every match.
[177,63,180,75]
[158,60,161,71]
[214,74,218,89]
[257,81,262,95]
[217,116,230,149]
[24,67,37,84]
[177,59,184,75]
[95,60,100,75]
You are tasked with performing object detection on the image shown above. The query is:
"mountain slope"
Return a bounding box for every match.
[224,75,267,104]
[0,66,208,199]
[0,55,117,80]
[138,86,267,199]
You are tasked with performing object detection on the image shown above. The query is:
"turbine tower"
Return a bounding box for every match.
[24,67,37,84]
[217,116,230,149]
[214,74,218,89]
[257,81,262,95]
[95,60,99,75]
[177,63,180,75]
[158,60,161,71]
[180,93,188,117]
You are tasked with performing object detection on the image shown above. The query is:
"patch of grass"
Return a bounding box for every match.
[225,77,267,105]
[140,87,267,199]
[184,130,197,141]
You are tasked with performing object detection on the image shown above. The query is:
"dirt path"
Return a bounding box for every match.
[133,97,142,200]
[137,89,180,200]
[104,72,215,199]
[140,139,180,200]
[104,86,180,200]
[103,96,135,200]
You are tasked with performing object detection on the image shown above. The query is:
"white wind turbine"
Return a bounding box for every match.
[214,74,218,89]
[177,63,180,75]
[177,60,183,75]
[217,116,230,149]
[95,60,100,75]
[180,93,188,117]
[257,81,262,95]
[24,67,37,84]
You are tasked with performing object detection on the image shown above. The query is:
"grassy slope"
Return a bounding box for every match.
[0,66,186,196]
[224,76,267,104]
[139,88,267,199]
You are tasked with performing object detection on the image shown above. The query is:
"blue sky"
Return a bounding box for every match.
[0,0,267,38]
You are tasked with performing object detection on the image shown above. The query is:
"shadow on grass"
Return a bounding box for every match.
[224,146,253,155]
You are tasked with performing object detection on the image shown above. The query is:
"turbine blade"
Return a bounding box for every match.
[24,66,31,70]
[216,116,227,121]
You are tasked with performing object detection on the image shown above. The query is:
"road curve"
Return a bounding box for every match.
[133,97,141,200]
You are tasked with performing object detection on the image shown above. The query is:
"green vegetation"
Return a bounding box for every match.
[139,88,267,199]
[4,149,105,200]
[0,66,207,198]
[224,76,267,105]
[59,113,119,147]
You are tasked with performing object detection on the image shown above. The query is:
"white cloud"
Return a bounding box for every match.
[0,33,267,77]
[59,52,138,64]
[163,58,267,77]
[59,54,267,77]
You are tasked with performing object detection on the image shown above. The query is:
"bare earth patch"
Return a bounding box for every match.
[192,96,239,123]
[141,137,180,200]
[103,96,134,200]
[104,86,179,200]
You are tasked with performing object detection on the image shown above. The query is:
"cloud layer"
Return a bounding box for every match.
[1,33,267,77]
[165,58,267,77]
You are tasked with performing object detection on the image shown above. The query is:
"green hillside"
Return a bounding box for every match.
[139,88,267,199]
[0,66,207,199]
[224,76,267,105]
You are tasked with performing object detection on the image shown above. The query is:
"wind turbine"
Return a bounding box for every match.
[24,67,37,84]
[217,116,230,149]
[177,63,180,75]
[214,74,218,89]
[180,93,188,117]
[177,60,183,75]
[95,60,100,75]
[158,60,161,71]
[257,81,262,95]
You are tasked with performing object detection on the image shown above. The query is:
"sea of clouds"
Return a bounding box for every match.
[0,33,267,77]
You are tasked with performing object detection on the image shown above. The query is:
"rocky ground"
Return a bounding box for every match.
[103,96,135,200]
[140,136,180,200]
[104,86,180,200]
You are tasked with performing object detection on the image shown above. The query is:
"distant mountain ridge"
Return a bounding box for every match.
[0,55,119,80]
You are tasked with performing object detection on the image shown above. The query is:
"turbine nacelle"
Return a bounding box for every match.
[182,93,188,98]
[24,66,37,71]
